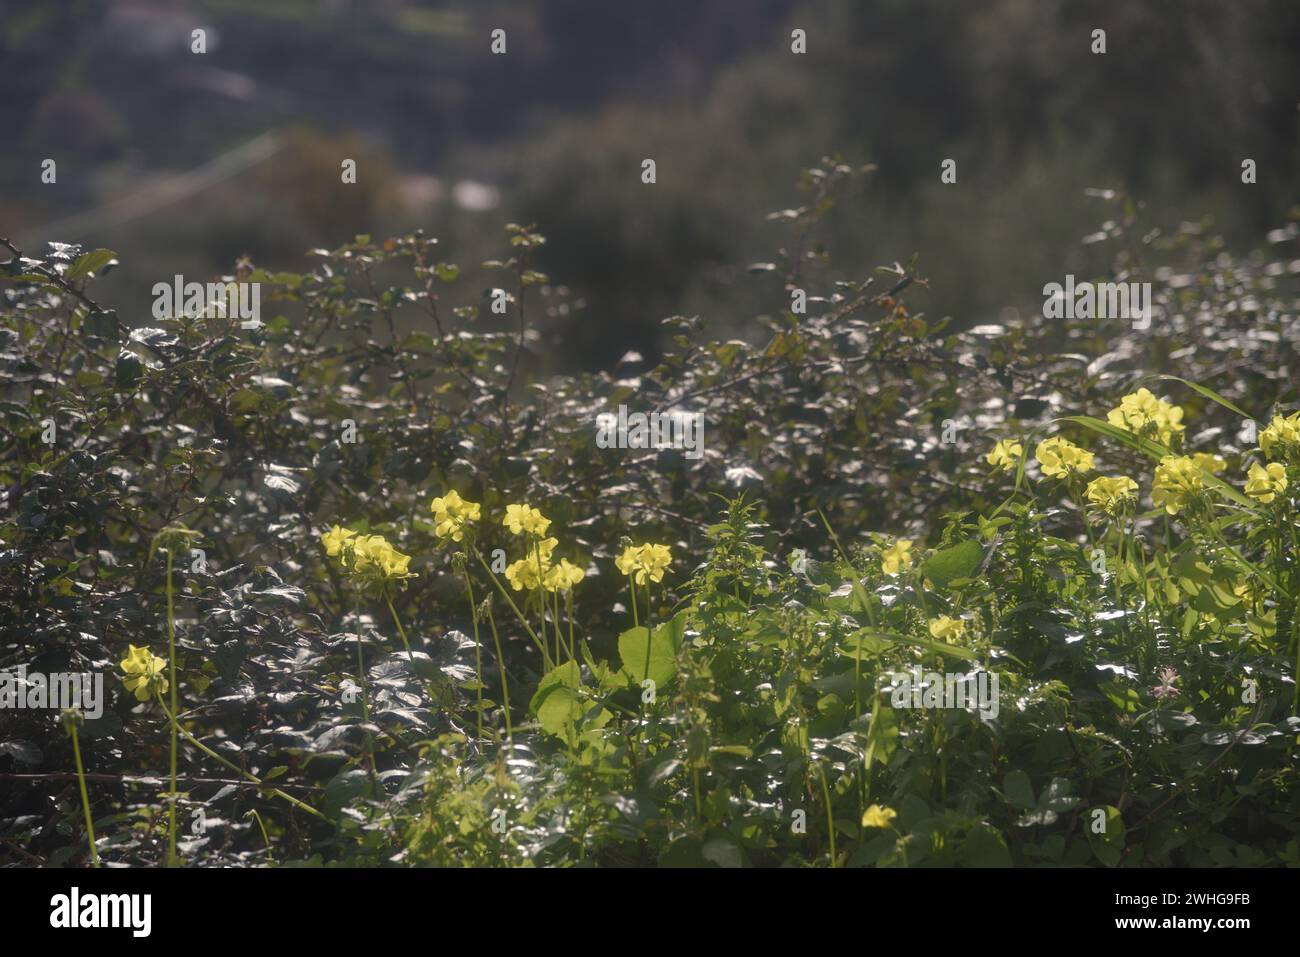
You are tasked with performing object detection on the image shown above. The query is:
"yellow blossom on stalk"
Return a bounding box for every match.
[321,524,357,558]
[502,504,551,537]
[986,439,1023,473]
[429,490,480,542]
[616,543,673,585]
[1035,437,1095,479]
[862,805,898,829]
[1191,453,1226,475]
[1151,455,1208,515]
[1259,412,1300,460]
[1244,461,1288,504]
[928,615,967,642]
[505,557,552,592]
[1106,388,1185,445]
[1084,476,1138,514]
[881,539,914,575]
[119,645,168,703]
[543,558,586,592]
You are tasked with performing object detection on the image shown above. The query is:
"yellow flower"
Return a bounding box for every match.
[1191,453,1226,475]
[321,524,357,558]
[505,557,552,592]
[1084,475,1138,514]
[1106,388,1185,446]
[881,539,914,575]
[986,439,1023,473]
[615,543,673,585]
[1244,461,1287,504]
[347,533,414,580]
[1259,412,1300,460]
[543,558,586,592]
[1151,455,1208,515]
[119,645,168,703]
[861,804,897,829]
[429,490,481,542]
[503,503,551,537]
[1035,437,1095,479]
[928,615,967,642]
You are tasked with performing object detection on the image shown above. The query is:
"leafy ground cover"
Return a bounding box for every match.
[2,164,1298,866]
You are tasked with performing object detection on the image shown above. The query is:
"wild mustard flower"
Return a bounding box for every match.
[616,543,673,585]
[881,539,913,575]
[1151,455,1207,515]
[1259,412,1300,460]
[1244,461,1287,503]
[1084,475,1138,514]
[861,805,897,829]
[505,557,552,592]
[1191,453,1226,475]
[503,504,550,536]
[120,645,168,702]
[321,528,414,581]
[986,439,1023,473]
[928,615,967,642]
[322,524,357,558]
[1106,388,1185,445]
[429,490,480,542]
[1034,437,1095,479]
[543,558,586,592]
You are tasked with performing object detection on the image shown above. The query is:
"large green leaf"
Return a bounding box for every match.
[921,539,982,589]
[618,614,684,686]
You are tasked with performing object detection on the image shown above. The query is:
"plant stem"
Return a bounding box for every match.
[474,551,552,668]
[165,546,178,868]
[816,761,837,867]
[67,721,99,868]
[484,603,514,741]
[156,694,326,821]
[464,570,484,742]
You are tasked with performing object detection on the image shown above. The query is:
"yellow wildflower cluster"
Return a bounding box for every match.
[1084,475,1138,515]
[881,539,914,575]
[928,615,967,642]
[120,645,168,702]
[616,543,673,586]
[503,504,551,537]
[1244,461,1287,504]
[1259,412,1300,461]
[430,490,480,542]
[986,439,1023,474]
[321,526,413,581]
[1150,455,1209,515]
[1106,388,1185,445]
[1034,437,1095,479]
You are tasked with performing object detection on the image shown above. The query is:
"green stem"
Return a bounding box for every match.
[156,693,326,821]
[485,603,513,741]
[165,546,178,868]
[474,551,552,668]
[816,761,837,868]
[354,595,378,780]
[465,570,484,742]
[68,721,99,867]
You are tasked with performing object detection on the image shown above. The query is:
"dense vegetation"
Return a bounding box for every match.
[2,163,1299,866]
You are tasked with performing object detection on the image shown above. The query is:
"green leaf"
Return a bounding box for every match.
[922,539,982,590]
[618,614,684,686]
[66,248,117,281]
[1003,770,1037,810]
[1144,374,1254,422]
[529,660,584,737]
[961,825,1012,867]
[1085,805,1126,867]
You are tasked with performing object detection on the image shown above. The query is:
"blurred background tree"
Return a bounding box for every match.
[2,0,1297,370]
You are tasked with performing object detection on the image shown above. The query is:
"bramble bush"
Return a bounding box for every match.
[2,162,1298,866]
